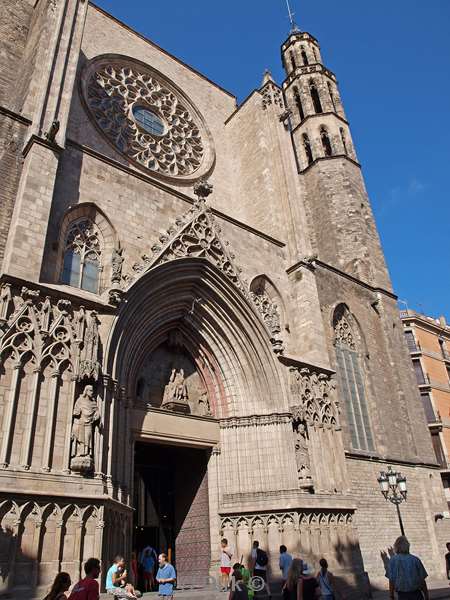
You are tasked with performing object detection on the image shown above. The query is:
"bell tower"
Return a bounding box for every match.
[281,26,391,290]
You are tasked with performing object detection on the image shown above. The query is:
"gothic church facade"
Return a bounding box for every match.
[0,1,448,598]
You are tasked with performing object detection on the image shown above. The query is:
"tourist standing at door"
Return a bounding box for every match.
[250,541,271,597]
[68,558,101,600]
[156,553,176,599]
[220,538,233,590]
[142,547,156,592]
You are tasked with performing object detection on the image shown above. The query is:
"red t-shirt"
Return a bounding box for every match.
[68,577,99,600]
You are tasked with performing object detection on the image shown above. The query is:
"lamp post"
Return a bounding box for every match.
[377,466,407,535]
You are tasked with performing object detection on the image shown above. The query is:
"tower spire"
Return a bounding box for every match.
[285,0,300,33]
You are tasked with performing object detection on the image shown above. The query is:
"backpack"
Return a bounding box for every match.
[256,548,268,567]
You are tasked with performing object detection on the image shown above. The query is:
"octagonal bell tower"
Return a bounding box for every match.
[281,26,391,290]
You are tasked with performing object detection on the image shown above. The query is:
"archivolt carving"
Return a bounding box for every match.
[0,284,100,378]
[125,198,284,354]
[290,364,339,428]
[81,56,214,180]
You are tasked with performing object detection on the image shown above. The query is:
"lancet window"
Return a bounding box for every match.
[290,51,296,71]
[301,48,309,65]
[293,87,305,121]
[334,306,374,452]
[340,127,348,155]
[328,82,336,111]
[302,133,313,165]
[61,219,102,293]
[320,126,333,157]
[309,80,323,114]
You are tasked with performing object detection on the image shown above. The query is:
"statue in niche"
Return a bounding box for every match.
[198,390,212,416]
[161,368,190,414]
[293,419,313,490]
[70,384,101,474]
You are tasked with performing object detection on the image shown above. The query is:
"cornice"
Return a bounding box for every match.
[291,111,349,132]
[286,257,397,300]
[299,153,361,173]
[283,63,337,88]
[0,105,32,126]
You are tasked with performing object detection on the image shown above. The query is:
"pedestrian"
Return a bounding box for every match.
[156,553,176,599]
[317,558,339,599]
[106,556,141,598]
[279,545,293,586]
[250,540,271,597]
[142,548,156,592]
[228,568,249,600]
[43,572,72,600]
[386,536,429,600]
[131,552,138,585]
[282,558,303,600]
[220,538,233,591]
[68,558,101,600]
[445,542,450,579]
[300,563,320,600]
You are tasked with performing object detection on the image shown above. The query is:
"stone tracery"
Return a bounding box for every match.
[83,60,209,178]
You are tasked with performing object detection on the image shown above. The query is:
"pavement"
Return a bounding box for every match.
[97,579,450,599]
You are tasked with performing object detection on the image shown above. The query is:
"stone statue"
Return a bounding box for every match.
[294,420,313,490]
[71,385,100,474]
[162,368,190,414]
[198,391,212,416]
[111,247,124,284]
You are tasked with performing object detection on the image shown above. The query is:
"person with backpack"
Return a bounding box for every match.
[251,540,271,597]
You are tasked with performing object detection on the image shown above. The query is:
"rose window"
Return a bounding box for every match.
[81,56,215,181]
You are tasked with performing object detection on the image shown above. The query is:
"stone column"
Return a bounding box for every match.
[0,362,21,467]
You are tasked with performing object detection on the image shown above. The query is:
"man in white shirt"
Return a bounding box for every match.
[220,538,233,591]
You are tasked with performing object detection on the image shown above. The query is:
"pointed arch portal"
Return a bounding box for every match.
[105,257,287,586]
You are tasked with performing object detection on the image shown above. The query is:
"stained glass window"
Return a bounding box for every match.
[334,307,374,452]
[133,106,165,136]
[61,219,101,293]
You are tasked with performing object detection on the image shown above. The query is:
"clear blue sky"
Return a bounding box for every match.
[94,0,450,320]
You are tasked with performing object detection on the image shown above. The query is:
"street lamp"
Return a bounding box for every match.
[377,466,407,535]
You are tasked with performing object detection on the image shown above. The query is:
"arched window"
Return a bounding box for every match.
[333,306,374,452]
[290,51,296,72]
[340,127,348,155]
[309,80,322,114]
[293,87,305,121]
[320,126,333,156]
[312,47,318,62]
[302,133,313,165]
[327,82,336,111]
[301,48,309,66]
[61,219,102,293]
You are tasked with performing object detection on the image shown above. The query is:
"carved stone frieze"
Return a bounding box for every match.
[0,283,101,379]
[290,364,339,428]
[219,413,291,429]
[220,509,354,535]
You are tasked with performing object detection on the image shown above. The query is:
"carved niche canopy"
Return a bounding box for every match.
[80,55,215,182]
